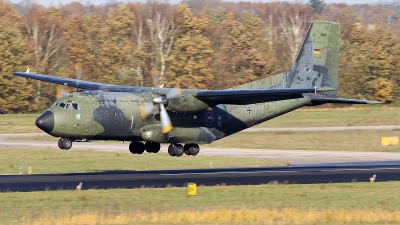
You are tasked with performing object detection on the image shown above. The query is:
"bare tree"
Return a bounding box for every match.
[276,4,313,61]
[146,9,175,86]
[22,5,64,102]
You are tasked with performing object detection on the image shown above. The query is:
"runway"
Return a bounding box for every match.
[1,129,400,192]
[1,133,400,165]
[1,161,400,192]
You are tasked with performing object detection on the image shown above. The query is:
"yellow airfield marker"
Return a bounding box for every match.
[381,137,399,146]
[188,183,197,196]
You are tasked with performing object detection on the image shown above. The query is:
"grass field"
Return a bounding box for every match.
[0,114,40,133]
[1,106,398,134]
[256,106,400,127]
[211,130,400,151]
[0,148,285,174]
[1,182,400,224]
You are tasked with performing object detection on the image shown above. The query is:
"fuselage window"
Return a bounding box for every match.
[59,103,65,108]
[72,103,79,110]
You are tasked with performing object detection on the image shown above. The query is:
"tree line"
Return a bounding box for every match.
[1,0,400,113]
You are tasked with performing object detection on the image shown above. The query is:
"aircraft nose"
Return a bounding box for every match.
[35,111,54,133]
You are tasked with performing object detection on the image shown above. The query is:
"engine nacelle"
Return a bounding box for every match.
[140,124,217,144]
[166,94,209,113]
[140,125,166,143]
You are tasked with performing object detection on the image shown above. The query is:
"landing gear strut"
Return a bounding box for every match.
[58,138,72,150]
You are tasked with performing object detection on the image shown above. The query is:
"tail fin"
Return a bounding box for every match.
[232,20,381,104]
[284,21,340,98]
[232,21,340,93]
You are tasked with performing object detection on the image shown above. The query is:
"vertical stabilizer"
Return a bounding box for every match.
[284,21,340,97]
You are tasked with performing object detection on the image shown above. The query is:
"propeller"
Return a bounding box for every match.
[139,84,181,134]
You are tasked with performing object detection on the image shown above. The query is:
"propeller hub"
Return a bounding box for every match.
[153,96,167,105]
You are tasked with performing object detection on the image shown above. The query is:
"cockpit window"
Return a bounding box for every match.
[56,102,80,110]
[72,103,79,110]
[51,103,59,107]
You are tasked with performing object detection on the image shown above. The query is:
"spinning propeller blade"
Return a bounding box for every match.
[139,102,155,119]
[166,84,181,99]
[160,104,172,134]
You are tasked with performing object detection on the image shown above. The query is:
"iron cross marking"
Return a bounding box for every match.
[246,107,253,114]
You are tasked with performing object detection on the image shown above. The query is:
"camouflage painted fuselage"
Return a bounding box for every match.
[48,80,310,144]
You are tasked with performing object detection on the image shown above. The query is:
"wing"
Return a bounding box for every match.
[12,72,150,92]
[195,87,334,105]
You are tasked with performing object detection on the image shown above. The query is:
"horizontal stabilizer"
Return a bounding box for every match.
[196,87,334,105]
[310,98,382,105]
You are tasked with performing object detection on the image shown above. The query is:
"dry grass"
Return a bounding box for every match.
[3,182,400,223]
[20,208,400,225]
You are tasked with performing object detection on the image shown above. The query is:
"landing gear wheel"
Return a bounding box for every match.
[183,144,200,156]
[152,143,160,153]
[173,144,184,157]
[129,142,136,154]
[184,144,190,155]
[62,138,72,150]
[58,139,64,150]
[136,142,145,154]
[188,144,200,156]
[129,142,145,154]
[145,142,160,153]
[168,145,175,156]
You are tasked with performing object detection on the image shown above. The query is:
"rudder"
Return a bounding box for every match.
[284,21,340,97]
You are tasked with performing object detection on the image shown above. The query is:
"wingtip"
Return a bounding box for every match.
[367,100,384,104]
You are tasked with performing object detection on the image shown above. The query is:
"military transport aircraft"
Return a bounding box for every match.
[13,20,380,157]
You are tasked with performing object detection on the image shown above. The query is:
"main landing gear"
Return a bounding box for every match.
[128,141,200,157]
[58,138,72,150]
[168,143,200,157]
[129,141,160,154]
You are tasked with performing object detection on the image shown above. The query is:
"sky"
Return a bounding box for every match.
[7,0,390,7]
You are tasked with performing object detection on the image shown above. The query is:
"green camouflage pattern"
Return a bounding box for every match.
[42,21,340,145]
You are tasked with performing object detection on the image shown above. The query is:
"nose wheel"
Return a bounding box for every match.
[58,138,72,150]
